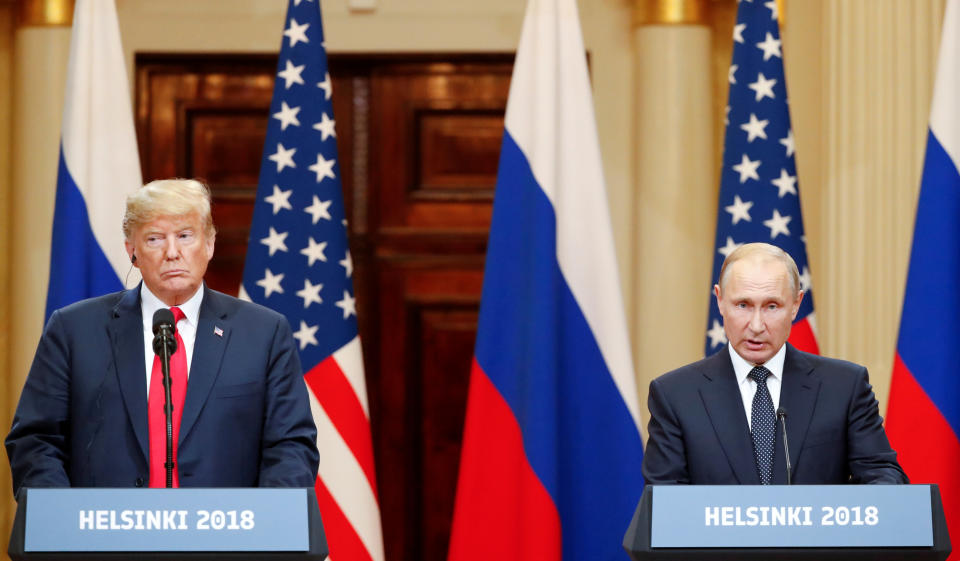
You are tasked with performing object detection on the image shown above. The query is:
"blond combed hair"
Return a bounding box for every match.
[718,242,801,294]
[123,179,216,240]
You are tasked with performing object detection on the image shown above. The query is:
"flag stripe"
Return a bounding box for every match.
[886,355,960,554]
[304,355,378,498]
[332,336,370,418]
[47,0,142,318]
[60,0,142,279]
[786,316,819,354]
[447,361,562,561]
[929,0,960,168]
[314,477,375,561]
[470,130,642,560]
[308,388,384,561]
[47,149,124,317]
[895,130,960,438]
[504,0,640,430]
[476,126,643,496]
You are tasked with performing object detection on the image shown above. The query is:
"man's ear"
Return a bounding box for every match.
[791,290,805,320]
[205,233,216,261]
[124,241,137,267]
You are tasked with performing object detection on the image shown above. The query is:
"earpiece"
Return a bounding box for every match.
[131,253,137,264]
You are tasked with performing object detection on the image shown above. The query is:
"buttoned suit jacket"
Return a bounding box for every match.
[6,285,319,496]
[642,344,908,485]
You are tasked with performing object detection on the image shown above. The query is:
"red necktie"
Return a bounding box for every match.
[148,306,188,487]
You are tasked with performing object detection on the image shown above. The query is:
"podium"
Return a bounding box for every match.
[9,488,328,560]
[623,484,951,561]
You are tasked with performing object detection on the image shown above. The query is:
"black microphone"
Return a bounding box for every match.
[152,308,177,355]
[776,407,791,485]
[151,308,177,488]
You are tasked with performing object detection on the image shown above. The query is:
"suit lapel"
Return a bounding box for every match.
[698,350,761,484]
[179,287,230,445]
[772,344,819,484]
[109,287,150,462]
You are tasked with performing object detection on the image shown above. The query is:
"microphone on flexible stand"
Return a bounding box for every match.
[152,308,177,488]
[776,407,791,485]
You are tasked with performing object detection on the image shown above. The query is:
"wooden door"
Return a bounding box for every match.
[136,53,512,561]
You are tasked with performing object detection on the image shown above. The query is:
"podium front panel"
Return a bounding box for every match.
[24,488,309,552]
[651,485,932,548]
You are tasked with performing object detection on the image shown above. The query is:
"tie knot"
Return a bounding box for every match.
[170,306,185,326]
[749,365,771,384]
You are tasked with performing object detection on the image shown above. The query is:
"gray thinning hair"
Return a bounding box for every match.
[717,242,801,294]
[122,178,216,240]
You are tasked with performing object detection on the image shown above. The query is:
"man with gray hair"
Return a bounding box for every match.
[642,242,907,485]
[7,179,319,495]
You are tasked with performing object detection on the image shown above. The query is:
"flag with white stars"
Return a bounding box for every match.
[705,0,820,356]
[240,1,384,560]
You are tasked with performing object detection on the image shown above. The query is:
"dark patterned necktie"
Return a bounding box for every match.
[749,365,776,485]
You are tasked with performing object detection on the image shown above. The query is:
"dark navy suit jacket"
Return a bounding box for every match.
[6,285,319,496]
[642,344,908,485]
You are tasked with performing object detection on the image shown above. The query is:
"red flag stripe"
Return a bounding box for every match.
[305,355,379,500]
[447,360,562,561]
[315,475,375,561]
[787,315,819,355]
[886,354,960,558]
[308,381,384,561]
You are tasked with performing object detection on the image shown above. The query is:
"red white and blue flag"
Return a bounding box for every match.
[447,1,643,560]
[46,0,142,318]
[240,1,383,560]
[705,0,819,356]
[886,0,960,555]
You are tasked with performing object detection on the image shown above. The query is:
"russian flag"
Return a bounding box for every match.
[46,0,142,318]
[447,1,644,560]
[886,0,960,558]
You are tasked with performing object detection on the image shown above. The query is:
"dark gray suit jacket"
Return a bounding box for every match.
[642,344,908,485]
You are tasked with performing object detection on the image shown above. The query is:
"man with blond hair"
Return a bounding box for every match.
[642,243,907,485]
[7,179,319,495]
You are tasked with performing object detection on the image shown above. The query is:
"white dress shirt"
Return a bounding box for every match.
[728,343,786,431]
[139,283,204,396]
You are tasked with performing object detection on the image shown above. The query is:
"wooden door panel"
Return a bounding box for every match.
[375,261,483,561]
[372,62,511,234]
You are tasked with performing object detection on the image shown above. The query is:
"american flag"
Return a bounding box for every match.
[705,0,820,356]
[240,1,384,560]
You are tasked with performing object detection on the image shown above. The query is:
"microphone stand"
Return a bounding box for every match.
[153,323,177,489]
[159,337,175,488]
[777,408,791,485]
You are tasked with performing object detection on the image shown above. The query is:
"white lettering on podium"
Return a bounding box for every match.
[721,506,734,526]
[146,510,161,529]
[771,506,786,526]
[78,510,94,530]
[703,505,817,527]
[788,506,802,526]
[758,506,770,526]
[78,510,190,531]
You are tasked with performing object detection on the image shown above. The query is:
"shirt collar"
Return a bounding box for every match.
[139,283,204,328]
[728,342,787,384]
